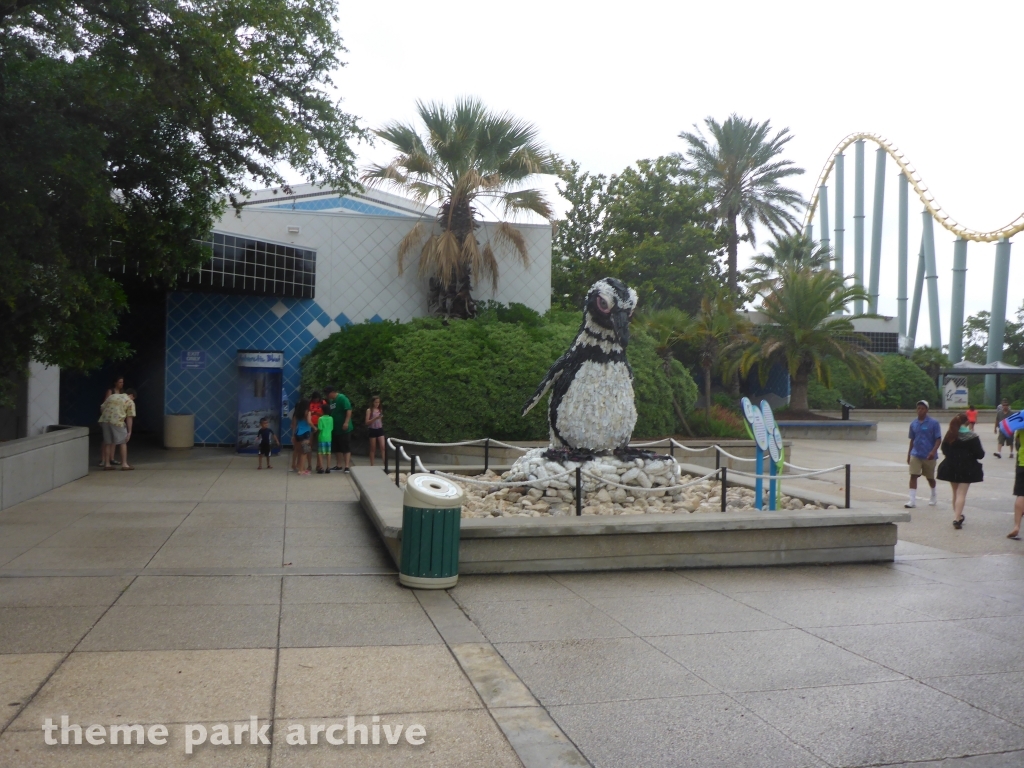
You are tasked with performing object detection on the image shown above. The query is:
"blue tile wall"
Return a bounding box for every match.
[165,292,323,445]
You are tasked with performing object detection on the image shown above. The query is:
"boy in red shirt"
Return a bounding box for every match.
[307,392,326,472]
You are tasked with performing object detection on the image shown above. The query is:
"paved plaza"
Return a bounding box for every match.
[1,426,1023,767]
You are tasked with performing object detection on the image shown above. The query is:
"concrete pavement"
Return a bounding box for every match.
[0,433,1022,767]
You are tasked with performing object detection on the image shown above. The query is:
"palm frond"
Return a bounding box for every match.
[492,222,529,268]
[418,230,462,287]
[396,222,428,275]
[478,241,500,292]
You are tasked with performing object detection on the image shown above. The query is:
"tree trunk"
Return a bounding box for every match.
[790,365,811,411]
[726,213,739,295]
[704,365,712,425]
[438,197,479,319]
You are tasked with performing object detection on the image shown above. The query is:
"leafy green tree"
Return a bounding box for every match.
[551,157,722,313]
[551,161,610,309]
[363,98,556,318]
[679,114,805,294]
[686,291,754,424]
[910,347,950,381]
[602,157,723,313]
[962,302,1024,365]
[637,308,697,434]
[0,0,361,402]
[740,268,883,411]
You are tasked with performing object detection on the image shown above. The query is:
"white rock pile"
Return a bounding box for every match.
[396,448,837,518]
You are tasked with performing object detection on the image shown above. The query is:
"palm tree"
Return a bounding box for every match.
[679,114,805,294]
[685,291,754,425]
[362,98,556,318]
[740,268,884,412]
[743,233,832,294]
[638,307,695,435]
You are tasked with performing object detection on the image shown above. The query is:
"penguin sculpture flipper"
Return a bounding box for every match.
[521,353,568,416]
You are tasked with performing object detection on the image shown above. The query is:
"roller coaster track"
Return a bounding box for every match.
[803,132,1024,243]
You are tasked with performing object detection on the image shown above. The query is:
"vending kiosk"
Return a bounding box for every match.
[236,350,284,454]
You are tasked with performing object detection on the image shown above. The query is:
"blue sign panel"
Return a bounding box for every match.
[180,350,206,370]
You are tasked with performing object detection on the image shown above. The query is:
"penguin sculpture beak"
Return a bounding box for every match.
[611,307,631,347]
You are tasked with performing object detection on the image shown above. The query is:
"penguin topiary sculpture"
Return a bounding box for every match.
[522,277,638,455]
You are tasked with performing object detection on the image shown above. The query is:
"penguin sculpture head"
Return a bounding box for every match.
[584,277,638,348]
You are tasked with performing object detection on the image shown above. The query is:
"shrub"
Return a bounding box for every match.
[301,320,409,412]
[377,319,575,442]
[871,355,940,409]
[374,320,698,442]
[301,305,700,442]
[692,405,747,438]
[806,354,937,409]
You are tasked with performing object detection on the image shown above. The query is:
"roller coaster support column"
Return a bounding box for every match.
[854,141,866,314]
[948,239,968,363]
[868,148,886,313]
[985,239,1013,404]
[834,153,845,277]
[897,173,909,340]
[804,223,812,239]
[907,237,925,351]
[921,212,942,350]
[818,185,830,255]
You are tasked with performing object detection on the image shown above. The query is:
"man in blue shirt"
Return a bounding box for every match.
[907,400,942,509]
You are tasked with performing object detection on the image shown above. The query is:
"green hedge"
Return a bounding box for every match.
[808,354,939,409]
[300,306,699,441]
[301,319,408,408]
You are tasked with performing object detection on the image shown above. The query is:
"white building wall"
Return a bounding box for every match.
[212,206,551,336]
[26,361,61,436]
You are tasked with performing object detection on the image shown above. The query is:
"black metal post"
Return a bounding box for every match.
[720,468,727,512]
[484,438,490,473]
[845,464,852,509]
[670,441,675,458]
[395,450,401,487]
[575,468,582,516]
[411,454,419,476]
[715,446,720,470]
[384,442,389,475]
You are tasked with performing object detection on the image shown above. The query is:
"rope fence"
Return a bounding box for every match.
[384,436,854,511]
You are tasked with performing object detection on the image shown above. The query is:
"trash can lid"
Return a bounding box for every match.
[404,473,465,509]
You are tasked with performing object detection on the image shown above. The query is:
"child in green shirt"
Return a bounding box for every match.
[316,414,334,474]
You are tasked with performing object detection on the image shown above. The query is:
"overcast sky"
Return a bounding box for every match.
[323,0,1023,346]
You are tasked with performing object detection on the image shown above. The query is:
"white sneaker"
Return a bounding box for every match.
[928,497,937,507]
[904,502,916,509]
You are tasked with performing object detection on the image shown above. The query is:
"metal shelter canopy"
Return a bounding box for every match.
[939,361,1024,404]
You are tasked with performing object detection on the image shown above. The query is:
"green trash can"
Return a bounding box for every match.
[399,474,465,589]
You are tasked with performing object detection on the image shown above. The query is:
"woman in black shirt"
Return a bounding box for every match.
[936,413,985,529]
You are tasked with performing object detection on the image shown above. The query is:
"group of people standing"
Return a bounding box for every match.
[286,388,386,475]
[907,398,1023,539]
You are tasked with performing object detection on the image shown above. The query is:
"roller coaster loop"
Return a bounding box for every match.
[803,132,1024,243]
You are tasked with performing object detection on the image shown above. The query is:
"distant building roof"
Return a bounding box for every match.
[237,183,437,218]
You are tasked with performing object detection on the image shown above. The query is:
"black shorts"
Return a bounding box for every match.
[367,427,384,438]
[332,430,351,453]
[258,444,271,457]
[1015,466,1024,497]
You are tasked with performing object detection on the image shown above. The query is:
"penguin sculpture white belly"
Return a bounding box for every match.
[552,359,637,452]
[522,277,640,454]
